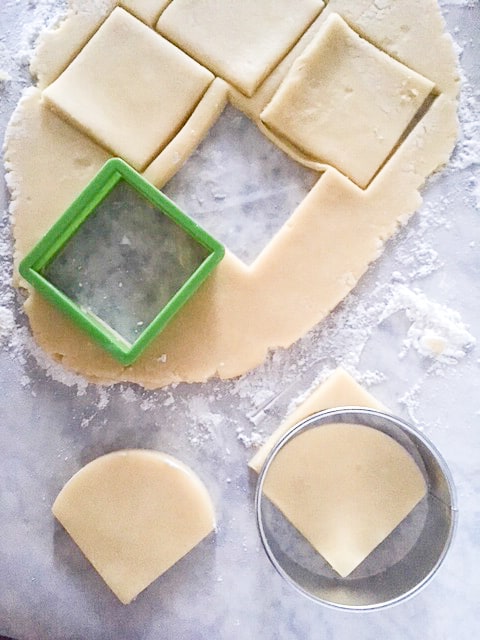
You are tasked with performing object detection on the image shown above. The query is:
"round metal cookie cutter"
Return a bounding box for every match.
[255,407,458,611]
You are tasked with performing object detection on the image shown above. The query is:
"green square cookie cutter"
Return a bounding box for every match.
[19,158,225,366]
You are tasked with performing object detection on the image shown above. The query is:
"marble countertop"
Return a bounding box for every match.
[1,1,479,638]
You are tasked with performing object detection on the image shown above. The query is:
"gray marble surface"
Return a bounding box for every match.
[1,1,479,639]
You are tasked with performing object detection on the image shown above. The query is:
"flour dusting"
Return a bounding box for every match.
[380,285,475,364]
[0,0,478,440]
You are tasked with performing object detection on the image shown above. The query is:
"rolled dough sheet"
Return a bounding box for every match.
[250,368,426,577]
[52,449,216,605]
[4,0,459,387]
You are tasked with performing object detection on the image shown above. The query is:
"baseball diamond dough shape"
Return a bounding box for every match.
[52,450,215,604]
[4,0,459,388]
[262,423,426,577]
[249,368,426,577]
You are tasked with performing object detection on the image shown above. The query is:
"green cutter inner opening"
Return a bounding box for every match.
[19,158,225,366]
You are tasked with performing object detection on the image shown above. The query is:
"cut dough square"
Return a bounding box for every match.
[263,422,426,577]
[261,13,435,188]
[43,7,214,170]
[156,0,325,97]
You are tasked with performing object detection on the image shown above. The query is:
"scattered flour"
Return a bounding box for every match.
[186,401,224,448]
[0,0,478,446]
[0,0,67,78]
[235,426,264,449]
[380,285,475,364]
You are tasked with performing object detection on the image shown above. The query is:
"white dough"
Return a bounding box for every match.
[261,14,435,188]
[157,0,324,97]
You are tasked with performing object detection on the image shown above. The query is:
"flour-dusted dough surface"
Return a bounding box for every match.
[261,14,435,188]
[52,449,216,605]
[4,0,459,388]
[43,7,214,170]
[263,422,427,577]
[157,0,325,97]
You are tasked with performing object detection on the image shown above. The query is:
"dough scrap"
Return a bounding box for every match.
[261,14,435,188]
[4,0,459,388]
[52,449,215,604]
[43,7,214,170]
[143,78,229,187]
[157,0,325,97]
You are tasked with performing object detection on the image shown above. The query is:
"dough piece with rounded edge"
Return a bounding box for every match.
[52,449,216,605]
[261,13,435,188]
[43,7,214,171]
[249,367,386,473]
[157,0,325,97]
[5,0,460,388]
[263,422,427,577]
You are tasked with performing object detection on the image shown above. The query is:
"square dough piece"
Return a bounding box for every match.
[261,13,435,188]
[43,7,214,170]
[157,0,325,97]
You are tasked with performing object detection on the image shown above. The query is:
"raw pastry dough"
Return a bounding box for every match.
[143,78,229,187]
[261,14,435,188]
[52,449,215,604]
[43,7,214,170]
[157,0,325,97]
[262,422,426,577]
[251,368,426,577]
[4,0,460,387]
[249,367,385,472]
